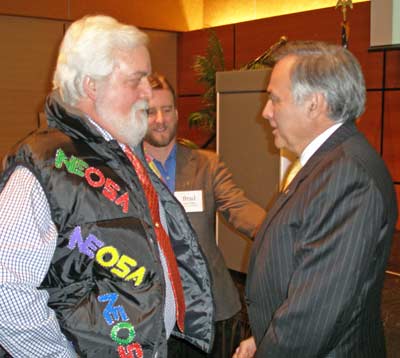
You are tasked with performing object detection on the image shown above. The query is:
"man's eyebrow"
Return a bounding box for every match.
[126,71,149,78]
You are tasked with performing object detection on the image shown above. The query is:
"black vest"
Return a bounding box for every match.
[0,93,214,357]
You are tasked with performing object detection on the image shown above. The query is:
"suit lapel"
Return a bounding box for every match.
[251,122,359,258]
[175,144,197,191]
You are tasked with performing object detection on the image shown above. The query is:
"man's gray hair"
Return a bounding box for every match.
[53,15,148,105]
[273,41,366,123]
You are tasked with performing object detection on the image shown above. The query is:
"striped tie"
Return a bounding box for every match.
[124,146,186,332]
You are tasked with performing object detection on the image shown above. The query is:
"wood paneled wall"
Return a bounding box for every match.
[0,0,68,20]
[0,16,64,159]
[177,2,400,228]
[0,14,177,160]
[0,0,202,31]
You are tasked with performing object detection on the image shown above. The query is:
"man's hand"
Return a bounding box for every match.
[232,336,256,358]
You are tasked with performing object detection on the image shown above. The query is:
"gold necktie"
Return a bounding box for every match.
[281,159,302,191]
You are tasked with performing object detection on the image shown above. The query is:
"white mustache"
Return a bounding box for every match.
[132,100,149,120]
[133,99,148,112]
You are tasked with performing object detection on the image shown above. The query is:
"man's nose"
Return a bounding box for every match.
[154,108,165,123]
[262,99,273,121]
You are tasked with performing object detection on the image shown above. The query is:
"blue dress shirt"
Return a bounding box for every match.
[152,144,177,193]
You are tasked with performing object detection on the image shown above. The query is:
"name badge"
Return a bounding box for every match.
[174,190,204,213]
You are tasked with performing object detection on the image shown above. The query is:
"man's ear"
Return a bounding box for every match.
[307,92,327,119]
[83,76,97,101]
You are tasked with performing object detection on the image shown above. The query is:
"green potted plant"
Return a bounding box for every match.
[188,30,224,148]
[189,32,287,148]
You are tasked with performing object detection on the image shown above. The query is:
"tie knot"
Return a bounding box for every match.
[281,159,302,191]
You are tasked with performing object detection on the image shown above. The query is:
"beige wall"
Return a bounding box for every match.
[203,0,368,28]
[0,14,177,160]
[69,0,203,32]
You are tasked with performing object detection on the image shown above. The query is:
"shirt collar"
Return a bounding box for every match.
[151,143,177,165]
[300,122,343,166]
[86,116,130,151]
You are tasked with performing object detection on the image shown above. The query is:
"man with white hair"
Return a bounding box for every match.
[0,15,214,358]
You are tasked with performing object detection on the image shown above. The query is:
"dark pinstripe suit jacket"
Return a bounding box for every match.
[246,123,398,357]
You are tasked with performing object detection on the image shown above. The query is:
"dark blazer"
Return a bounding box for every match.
[246,123,398,357]
[175,144,266,321]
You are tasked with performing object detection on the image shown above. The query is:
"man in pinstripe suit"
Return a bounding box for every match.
[234,41,398,358]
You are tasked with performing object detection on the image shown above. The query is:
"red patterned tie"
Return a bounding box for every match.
[124,146,185,332]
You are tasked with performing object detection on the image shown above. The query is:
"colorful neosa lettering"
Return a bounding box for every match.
[98,292,144,358]
[54,148,130,213]
[68,226,146,286]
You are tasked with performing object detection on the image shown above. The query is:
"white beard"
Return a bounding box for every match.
[127,100,149,147]
[96,99,149,147]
